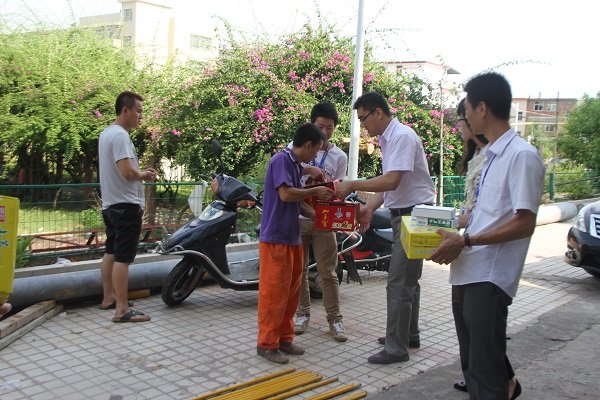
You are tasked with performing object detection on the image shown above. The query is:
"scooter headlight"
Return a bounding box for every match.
[199,204,223,221]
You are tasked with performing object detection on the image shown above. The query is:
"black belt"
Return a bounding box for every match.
[389,203,433,217]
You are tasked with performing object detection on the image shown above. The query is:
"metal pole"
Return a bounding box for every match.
[438,79,444,206]
[552,91,560,199]
[347,0,365,180]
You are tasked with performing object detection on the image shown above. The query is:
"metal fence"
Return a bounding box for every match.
[4,169,598,264]
[0,182,209,260]
[547,171,600,201]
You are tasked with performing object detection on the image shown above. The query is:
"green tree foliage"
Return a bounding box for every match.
[0,24,462,184]
[0,27,135,183]
[559,93,600,174]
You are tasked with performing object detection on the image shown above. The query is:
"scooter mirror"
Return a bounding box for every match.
[211,139,222,157]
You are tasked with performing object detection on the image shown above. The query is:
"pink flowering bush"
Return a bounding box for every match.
[144,25,462,179]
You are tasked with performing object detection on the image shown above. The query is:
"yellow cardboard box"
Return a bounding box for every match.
[0,196,19,303]
[400,216,457,259]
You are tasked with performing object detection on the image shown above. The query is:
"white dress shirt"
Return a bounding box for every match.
[379,118,435,208]
[449,129,545,297]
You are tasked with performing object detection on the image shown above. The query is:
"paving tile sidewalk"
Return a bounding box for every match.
[0,221,592,399]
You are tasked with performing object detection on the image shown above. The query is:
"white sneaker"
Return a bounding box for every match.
[329,320,348,342]
[294,315,310,334]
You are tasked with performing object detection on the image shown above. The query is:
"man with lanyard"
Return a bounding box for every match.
[430,72,544,399]
[293,102,349,342]
[257,123,334,364]
[335,92,435,364]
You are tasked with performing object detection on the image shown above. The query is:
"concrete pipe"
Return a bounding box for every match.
[536,202,578,226]
[8,258,180,309]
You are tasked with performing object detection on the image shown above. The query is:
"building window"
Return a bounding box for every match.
[190,35,211,50]
[122,35,132,47]
[534,102,543,111]
[547,103,557,111]
[123,8,133,22]
[545,124,556,133]
[518,111,523,121]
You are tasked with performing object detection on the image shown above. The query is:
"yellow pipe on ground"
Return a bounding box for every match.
[306,383,363,400]
[266,377,339,400]
[214,371,321,400]
[191,368,295,400]
[336,390,368,400]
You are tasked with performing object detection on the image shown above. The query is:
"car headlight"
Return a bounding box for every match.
[575,211,587,232]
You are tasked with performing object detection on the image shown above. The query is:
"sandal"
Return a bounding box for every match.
[99,301,133,310]
[453,381,468,392]
[112,309,151,323]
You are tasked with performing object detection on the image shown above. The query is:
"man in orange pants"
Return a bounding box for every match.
[257,123,334,364]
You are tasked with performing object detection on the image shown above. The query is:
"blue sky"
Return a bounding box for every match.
[1,0,597,99]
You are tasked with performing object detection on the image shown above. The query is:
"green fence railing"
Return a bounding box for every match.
[8,171,589,263]
[0,182,209,259]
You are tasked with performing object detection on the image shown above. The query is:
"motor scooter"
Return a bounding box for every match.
[308,193,393,298]
[158,140,362,306]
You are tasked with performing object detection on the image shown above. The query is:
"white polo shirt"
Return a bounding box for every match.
[379,118,435,208]
[450,129,545,297]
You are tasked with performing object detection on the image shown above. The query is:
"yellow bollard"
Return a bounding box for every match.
[0,196,19,304]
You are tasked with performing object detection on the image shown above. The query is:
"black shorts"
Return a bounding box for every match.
[102,203,143,263]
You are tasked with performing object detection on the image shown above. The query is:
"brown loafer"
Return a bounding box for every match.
[257,347,289,364]
[279,341,305,355]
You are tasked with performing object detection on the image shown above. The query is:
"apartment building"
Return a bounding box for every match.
[79,0,218,65]
[381,60,461,102]
[510,96,578,138]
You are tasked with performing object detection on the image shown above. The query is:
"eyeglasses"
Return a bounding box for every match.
[357,109,377,125]
[458,117,471,129]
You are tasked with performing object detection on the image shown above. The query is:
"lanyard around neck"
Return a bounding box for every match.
[475,154,496,201]
[310,144,330,169]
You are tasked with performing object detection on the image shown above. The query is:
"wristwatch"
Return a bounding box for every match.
[463,233,472,250]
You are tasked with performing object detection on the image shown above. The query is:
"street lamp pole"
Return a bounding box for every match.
[438,79,444,206]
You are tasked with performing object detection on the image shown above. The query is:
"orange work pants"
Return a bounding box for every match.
[257,242,304,349]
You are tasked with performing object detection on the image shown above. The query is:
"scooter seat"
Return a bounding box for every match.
[371,208,392,229]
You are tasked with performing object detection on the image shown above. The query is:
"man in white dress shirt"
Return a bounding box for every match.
[430,72,544,399]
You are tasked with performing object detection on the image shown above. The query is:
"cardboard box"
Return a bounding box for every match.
[411,205,456,220]
[400,216,457,259]
[304,181,335,209]
[413,216,458,228]
[314,201,359,232]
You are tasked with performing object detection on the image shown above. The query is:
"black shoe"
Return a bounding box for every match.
[377,336,420,348]
[510,380,522,400]
[453,381,468,393]
[367,349,409,364]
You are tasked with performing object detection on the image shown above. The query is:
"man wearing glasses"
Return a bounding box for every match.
[335,91,434,364]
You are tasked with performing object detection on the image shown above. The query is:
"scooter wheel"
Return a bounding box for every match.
[161,258,205,306]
